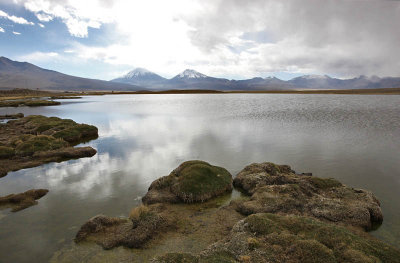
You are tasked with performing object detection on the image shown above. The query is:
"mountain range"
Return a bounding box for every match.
[112,68,400,91]
[1,56,400,92]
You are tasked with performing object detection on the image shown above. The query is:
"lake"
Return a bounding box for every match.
[1,94,400,262]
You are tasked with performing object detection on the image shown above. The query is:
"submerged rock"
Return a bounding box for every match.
[232,162,382,230]
[142,160,233,204]
[0,189,48,212]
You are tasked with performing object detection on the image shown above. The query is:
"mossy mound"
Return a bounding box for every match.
[232,162,382,230]
[21,115,98,143]
[151,251,237,263]
[75,205,171,250]
[195,213,400,263]
[142,160,233,204]
[0,146,15,158]
[0,189,48,212]
[0,115,98,177]
[0,113,24,120]
[0,99,60,107]
[14,135,68,156]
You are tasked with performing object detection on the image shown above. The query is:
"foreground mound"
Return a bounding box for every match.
[0,189,48,212]
[232,162,382,230]
[75,205,172,250]
[153,213,400,263]
[71,161,399,262]
[0,115,98,177]
[142,160,233,204]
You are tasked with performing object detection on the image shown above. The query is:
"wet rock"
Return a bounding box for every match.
[0,189,49,212]
[232,162,382,230]
[143,160,233,204]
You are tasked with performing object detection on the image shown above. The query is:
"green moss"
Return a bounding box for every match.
[244,213,400,263]
[247,237,260,250]
[245,214,283,235]
[293,239,336,263]
[199,251,236,263]
[173,161,232,202]
[0,99,60,107]
[308,177,342,189]
[53,124,98,142]
[14,135,67,156]
[0,146,15,158]
[154,253,199,263]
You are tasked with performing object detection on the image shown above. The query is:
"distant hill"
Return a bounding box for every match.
[0,56,140,91]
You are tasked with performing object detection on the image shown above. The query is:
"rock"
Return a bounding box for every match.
[143,160,233,204]
[232,162,382,230]
[0,189,49,212]
[158,213,400,263]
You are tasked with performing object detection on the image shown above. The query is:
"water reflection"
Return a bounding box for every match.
[0,94,400,262]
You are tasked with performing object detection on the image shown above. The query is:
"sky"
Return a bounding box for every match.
[0,0,399,81]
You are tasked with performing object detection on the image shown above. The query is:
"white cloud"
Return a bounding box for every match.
[36,12,52,22]
[9,0,400,78]
[18,51,59,62]
[0,26,4,32]
[12,31,21,35]
[0,9,34,25]
[38,23,44,28]
[16,0,114,37]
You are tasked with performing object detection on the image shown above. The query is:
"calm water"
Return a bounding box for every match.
[0,94,400,262]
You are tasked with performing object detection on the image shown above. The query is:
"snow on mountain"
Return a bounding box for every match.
[175,69,208,79]
[122,68,156,78]
[298,75,331,80]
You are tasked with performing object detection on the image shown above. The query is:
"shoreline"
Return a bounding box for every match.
[1,87,400,102]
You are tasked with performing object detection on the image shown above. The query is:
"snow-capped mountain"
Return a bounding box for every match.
[173,69,208,79]
[123,68,154,78]
[111,68,166,87]
[299,75,331,80]
[110,65,400,91]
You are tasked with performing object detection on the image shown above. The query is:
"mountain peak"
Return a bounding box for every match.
[123,68,153,79]
[176,69,207,79]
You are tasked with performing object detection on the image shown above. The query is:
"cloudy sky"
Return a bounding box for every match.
[0,0,399,80]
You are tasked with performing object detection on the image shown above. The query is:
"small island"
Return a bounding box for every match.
[0,115,98,177]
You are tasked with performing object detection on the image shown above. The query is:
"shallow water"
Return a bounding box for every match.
[0,94,400,262]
